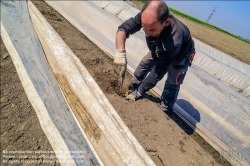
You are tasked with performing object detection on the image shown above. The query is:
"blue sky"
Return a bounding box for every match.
[164,1,250,40]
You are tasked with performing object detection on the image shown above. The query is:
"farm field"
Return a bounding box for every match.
[1,1,245,165]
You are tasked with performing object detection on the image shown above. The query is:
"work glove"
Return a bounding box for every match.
[114,49,127,78]
[125,89,142,101]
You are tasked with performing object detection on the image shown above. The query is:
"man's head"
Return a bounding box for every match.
[141,0,170,37]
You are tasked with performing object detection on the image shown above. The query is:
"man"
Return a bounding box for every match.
[114,0,195,114]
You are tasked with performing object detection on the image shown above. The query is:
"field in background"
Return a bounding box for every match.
[136,0,250,65]
[168,7,250,44]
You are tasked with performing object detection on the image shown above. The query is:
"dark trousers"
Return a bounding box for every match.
[130,51,191,112]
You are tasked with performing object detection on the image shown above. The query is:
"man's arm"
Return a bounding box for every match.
[115,30,126,50]
[115,12,142,51]
[114,13,142,81]
[115,12,142,49]
[114,30,127,80]
[114,13,142,97]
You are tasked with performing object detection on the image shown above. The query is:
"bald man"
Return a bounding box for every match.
[114,1,195,114]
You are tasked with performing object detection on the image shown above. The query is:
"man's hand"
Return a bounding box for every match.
[125,89,142,101]
[114,49,127,77]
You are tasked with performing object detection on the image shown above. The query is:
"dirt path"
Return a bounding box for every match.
[1,1,232,165]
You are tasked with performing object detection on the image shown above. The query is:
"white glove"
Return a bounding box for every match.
[114,49,127,77]
[114,49,126,65]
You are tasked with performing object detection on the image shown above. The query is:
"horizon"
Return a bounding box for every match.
[164,1,250,40]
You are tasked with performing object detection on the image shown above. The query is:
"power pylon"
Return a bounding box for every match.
[206,7,217,23]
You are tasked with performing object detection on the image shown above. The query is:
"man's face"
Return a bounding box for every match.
[141,11,169,37]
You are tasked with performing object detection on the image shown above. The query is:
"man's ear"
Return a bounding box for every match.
[164,18,170,27]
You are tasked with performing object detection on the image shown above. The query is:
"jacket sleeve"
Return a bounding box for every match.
[118,12,142,38]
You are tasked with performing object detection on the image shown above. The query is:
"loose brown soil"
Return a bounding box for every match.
[1,1,235,165]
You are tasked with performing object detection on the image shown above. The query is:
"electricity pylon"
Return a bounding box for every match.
[206,7,217,23]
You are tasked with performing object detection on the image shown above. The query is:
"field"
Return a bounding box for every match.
[168,7,250,44]
[1,1,244,165]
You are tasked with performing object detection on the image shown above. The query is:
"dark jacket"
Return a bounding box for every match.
[118,12,195,94]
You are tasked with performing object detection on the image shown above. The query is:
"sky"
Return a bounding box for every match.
[164,1,250,40]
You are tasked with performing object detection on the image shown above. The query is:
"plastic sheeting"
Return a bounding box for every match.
[1,1,99,165]
[44,1,250,165]
[193,38,250,96]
